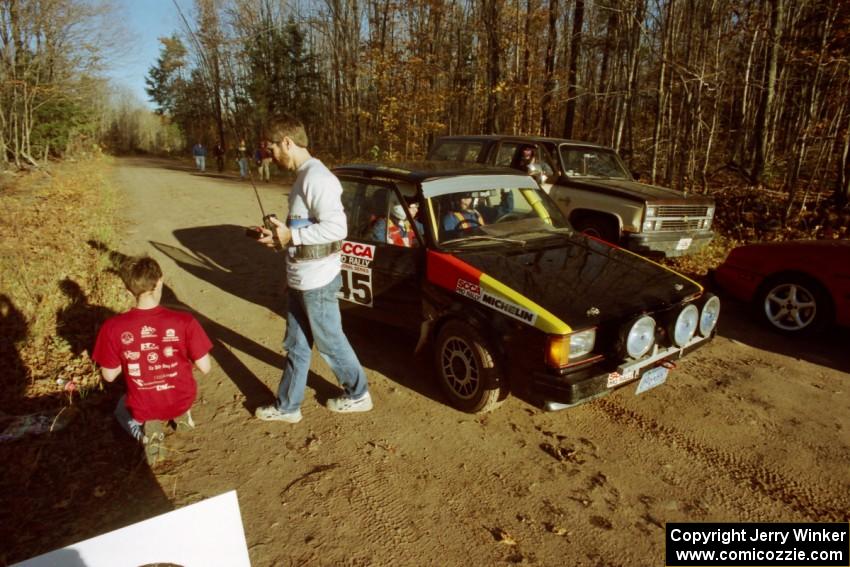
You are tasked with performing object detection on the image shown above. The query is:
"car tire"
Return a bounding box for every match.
[572,215,620,244]
[434,320,506,413]
[755,274,832,335]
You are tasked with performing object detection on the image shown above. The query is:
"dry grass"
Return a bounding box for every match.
[0,157,130,412]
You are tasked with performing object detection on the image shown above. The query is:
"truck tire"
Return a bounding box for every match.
[572,215,620,244]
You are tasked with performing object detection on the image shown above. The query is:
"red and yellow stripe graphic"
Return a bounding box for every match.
[426,250,571,335]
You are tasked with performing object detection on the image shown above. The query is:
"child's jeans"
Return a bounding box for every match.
[114,395,145,442]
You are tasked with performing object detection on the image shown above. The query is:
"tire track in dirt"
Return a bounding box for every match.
[344,459,434,566]
[591,398,848,521]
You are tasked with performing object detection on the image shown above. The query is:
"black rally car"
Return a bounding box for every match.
[333,162,720,413]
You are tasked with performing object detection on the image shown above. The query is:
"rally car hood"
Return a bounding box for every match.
[560,177,714,205]
[451,235,702,330]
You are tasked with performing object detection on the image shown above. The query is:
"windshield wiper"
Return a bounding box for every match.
[441,235,527,247]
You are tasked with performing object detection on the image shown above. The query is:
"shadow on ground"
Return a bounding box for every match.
[714,294,850,373]
[0,280,172,565]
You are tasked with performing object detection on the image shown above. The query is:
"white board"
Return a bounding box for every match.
[15,490,251,567]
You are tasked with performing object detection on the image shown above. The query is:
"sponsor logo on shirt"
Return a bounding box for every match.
[155,383,176,391]
[147,352,159,364]
[123,351,140,361]
[162,329,180,342]
[121,332,134,345]
[141,325,157,338]
[140,342,158,351]
[131,378,145,387]
[128,363,141,377]
[163,346,175,357]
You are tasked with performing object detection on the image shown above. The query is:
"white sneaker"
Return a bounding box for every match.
[326,392,373,413]
[254,405,303,423]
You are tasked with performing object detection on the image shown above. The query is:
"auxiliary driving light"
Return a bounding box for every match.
[672,304,699,347]
[699,295,721,336]
[625,315,656,359]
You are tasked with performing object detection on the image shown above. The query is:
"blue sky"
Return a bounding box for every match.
[107,0,184,107]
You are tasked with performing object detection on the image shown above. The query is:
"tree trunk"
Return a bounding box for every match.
[540,0,558,136]
[563,0,583,138]
[751,0,783,186]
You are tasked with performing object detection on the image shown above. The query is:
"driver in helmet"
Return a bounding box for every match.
[441,192,486,234]
[441,190,514,236]
[372,196,424,247]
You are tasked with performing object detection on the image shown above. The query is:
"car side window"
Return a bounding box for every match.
[494,143,521,167]
[431,141,484,162]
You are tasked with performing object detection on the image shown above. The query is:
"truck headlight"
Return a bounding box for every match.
[625,316,656,358]
[671,304,699,346]
[646,206,657,217]
[699,295,721,336]
[546,329,596,369]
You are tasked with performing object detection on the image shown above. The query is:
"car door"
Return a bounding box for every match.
[337,175,425,330]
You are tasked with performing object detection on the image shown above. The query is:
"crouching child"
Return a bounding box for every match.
[92,256,212,465]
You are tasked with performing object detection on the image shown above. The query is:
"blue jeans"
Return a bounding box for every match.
[238,157,248,178]
[276,273,368,412]
[114,395,144,442]
[194,155,205,171]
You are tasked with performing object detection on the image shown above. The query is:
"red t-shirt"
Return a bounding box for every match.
[92,306,213,422]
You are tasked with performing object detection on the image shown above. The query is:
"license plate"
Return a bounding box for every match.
[635,365,668,395]
[676,237,693,251]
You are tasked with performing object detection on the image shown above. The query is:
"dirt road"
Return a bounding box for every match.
[77,158,850,564]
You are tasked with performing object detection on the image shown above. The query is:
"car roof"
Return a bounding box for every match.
[433,134,611,150]
[333,161,520,184]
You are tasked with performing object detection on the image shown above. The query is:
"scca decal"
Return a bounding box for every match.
[341,241,374,259]
[456,278,482,300]
[456,278,537,325]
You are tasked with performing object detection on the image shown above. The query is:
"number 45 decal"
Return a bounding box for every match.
[338,268,373,307]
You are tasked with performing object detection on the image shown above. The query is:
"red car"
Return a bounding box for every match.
[714,239,850,334]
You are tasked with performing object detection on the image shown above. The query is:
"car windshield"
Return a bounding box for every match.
[426,184,570,246]
[559,146,630,179]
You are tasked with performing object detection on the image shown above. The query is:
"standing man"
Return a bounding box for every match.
[254,115,371,423]
[237,138,249,179]
[192,142,206,172]
[255,140,273,182]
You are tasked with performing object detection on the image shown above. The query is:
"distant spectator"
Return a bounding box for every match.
[214,142,225,172]
[255,140,273,182]
[192,142,206,172]
[237,139,249,179]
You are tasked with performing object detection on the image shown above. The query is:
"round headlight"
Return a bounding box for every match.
[699,295,721,336]
[626,315,656,358]
[673,304,699,346]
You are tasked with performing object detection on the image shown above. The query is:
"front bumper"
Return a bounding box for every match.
[624,230,714,258]
[529,333,713,410]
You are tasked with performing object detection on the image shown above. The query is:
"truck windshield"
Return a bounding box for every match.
[559,146,630,179]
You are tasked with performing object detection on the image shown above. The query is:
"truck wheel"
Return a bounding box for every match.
[572,215,620,244]
[755,274,832,335]
[434,320,506,413]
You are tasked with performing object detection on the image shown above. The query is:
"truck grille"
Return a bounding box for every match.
[656,205,709,217]
[659,219,706,231]
[645,204,713,233]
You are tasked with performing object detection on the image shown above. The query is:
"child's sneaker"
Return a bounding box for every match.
[142,420,167,465]
[326,392,373,413]
[170,410,195,432]
[254,405,303,423]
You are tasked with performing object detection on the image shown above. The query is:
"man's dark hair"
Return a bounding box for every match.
[119,256,162,298]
